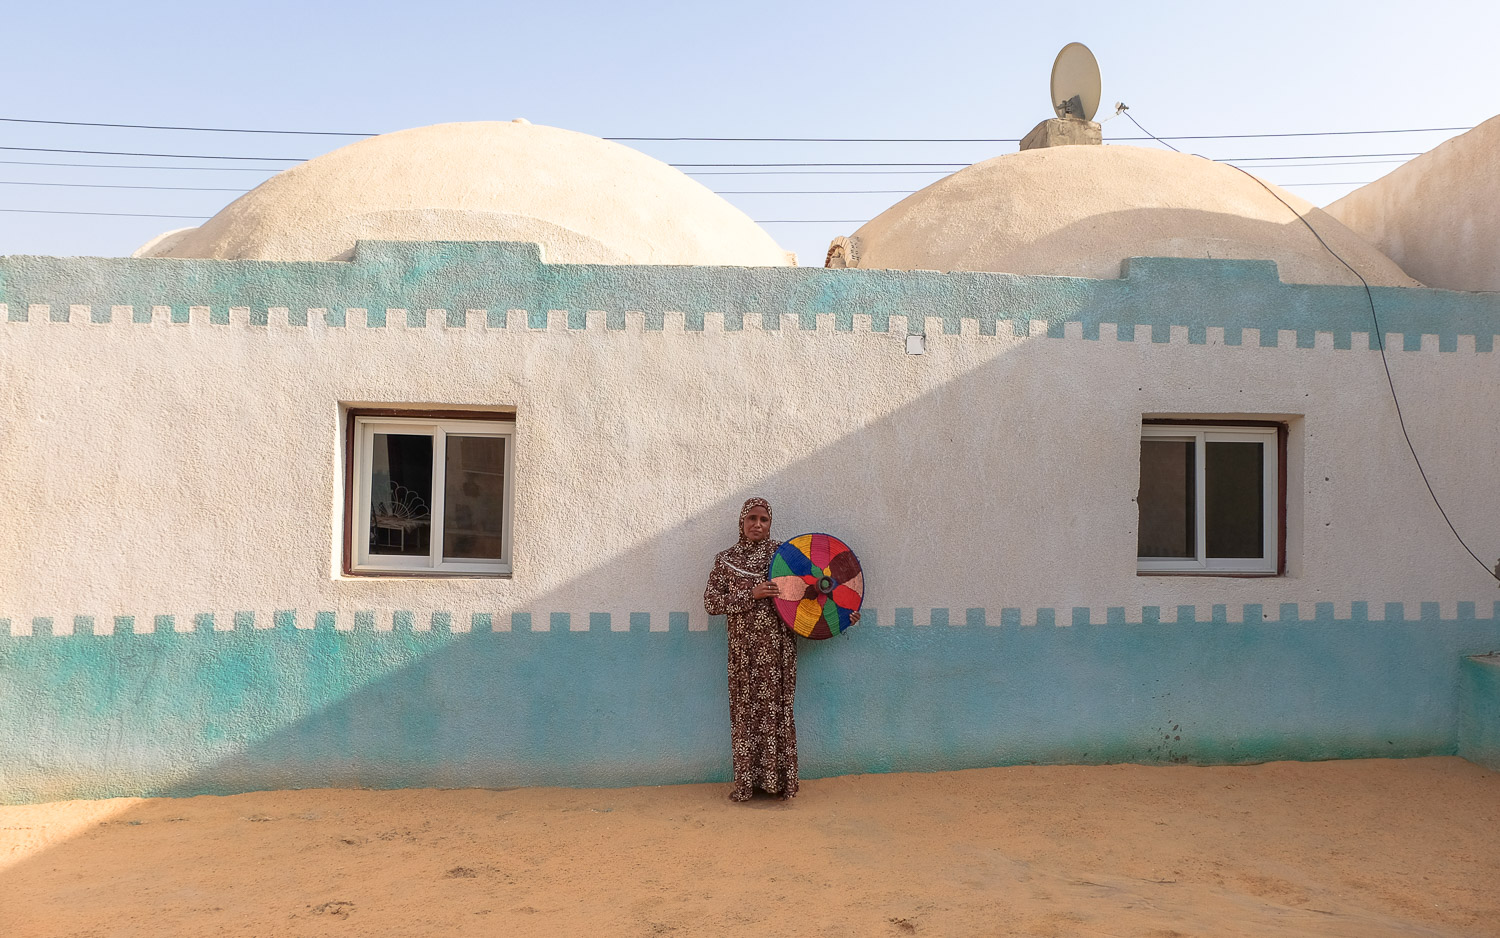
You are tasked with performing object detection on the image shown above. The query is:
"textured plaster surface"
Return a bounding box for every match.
[2,243,1499,801]
[1458,655,1500,770]
[1327,114,1500,293]
[139,122,794,267]
[839,145,1416,287]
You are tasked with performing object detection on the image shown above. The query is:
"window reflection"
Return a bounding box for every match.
[369,433,433,556]
[443,436,506,560]
[1138,439,1195,558]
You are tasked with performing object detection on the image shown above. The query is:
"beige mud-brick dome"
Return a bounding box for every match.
[138,121,795,266]
[828,145,1415,287]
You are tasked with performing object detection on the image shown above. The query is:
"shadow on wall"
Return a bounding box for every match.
[5,333,1500,810]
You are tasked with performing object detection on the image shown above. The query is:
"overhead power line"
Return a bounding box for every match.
[0,180,247,192]
[694,170,956,176]
[0,115,1474,142]
[715,190,915,195]
[614,128,1471,142]
[0,158,279,172]
[1219,152,1422,162]
[0,145,301,162]
[0,143,1429,169]
[1230,158,1411,169]
[1,117,375,137]
[0,207,208,219]
[0,177,1376,203]
[676,162,968,168]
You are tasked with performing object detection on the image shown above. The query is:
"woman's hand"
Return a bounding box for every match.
[752,581,779,599]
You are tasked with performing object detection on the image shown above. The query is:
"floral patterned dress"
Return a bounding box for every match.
[704,527,799,801]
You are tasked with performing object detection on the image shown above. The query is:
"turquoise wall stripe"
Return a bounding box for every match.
[4,245,1499,349]
[2,604,1497,804]
[1458,655,1500,770]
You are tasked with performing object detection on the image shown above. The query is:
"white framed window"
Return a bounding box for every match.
[347,412,515,576]
[1137,423,1282,575]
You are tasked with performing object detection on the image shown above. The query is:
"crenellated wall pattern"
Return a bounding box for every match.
[3,242,1499,803]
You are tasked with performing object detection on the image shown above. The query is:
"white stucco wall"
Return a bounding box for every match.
[3,280,1497,629]
[5,248,1500,801]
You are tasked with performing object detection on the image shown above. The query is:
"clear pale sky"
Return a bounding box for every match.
[4,0,1496,264]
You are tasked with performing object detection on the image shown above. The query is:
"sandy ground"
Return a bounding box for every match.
[2,758,1497,938]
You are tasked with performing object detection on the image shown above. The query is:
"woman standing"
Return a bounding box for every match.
[703,497,799,801]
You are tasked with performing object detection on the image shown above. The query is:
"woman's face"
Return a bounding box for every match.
[741,507,772,542]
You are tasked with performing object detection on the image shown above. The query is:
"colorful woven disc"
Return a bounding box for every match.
[769,533,864,640]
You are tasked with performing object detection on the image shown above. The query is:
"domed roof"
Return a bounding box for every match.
[828,145,1416,287]
[139,121,794,266]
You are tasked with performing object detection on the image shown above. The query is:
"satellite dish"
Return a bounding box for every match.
[1050,42,1101,121]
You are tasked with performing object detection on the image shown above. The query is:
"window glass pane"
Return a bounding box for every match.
[443,435,506,561]
[1138,439,1195,558]
[369,433,433,556]
[1206,441,1264,558]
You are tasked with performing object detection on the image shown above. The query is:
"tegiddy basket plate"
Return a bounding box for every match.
[769,533,864,640]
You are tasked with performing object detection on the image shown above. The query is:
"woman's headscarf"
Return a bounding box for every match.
[738,497,772,538]
[723,496,778,574]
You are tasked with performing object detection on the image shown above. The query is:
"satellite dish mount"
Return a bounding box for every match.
[1021,42,1105,151]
